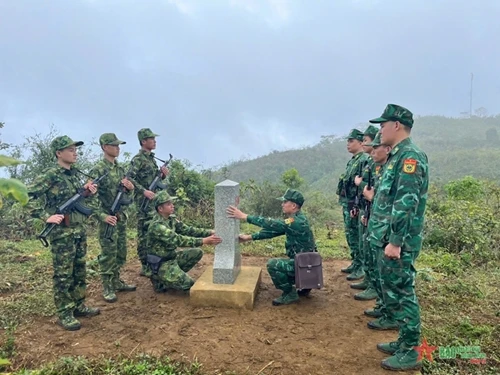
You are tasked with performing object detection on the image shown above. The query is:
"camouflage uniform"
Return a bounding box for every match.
[336,129,368,279]
[146,191,211,291]
[129,128,166,275]
[247,189,316,305]
[90,133,136,303]
[351,125,380,301]
[368,104,429,371]
[26,136,100,331]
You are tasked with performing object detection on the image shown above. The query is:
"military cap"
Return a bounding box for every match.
[366,132,382,147]
[369,104,414,128]
[363,125,379,139]
[347,129,364,141]
[153,190,177,208]
[99,133,126,146]
[277,188,305,206]
[138,128,159,141]
[51,135,84,154]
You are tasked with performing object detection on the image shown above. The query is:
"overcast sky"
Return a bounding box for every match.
[1,0,499,168]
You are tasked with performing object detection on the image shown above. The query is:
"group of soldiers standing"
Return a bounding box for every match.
[337,103,429,371]
[25,102,428,373]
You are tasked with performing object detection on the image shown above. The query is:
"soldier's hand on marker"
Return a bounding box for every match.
[47,214,65,224]
[144,190,155,199]
[354,176,362,186]
[202,234,222,245]
[84,182,98,195]
[160,166,169,178]
[238,234,252,243]
[385,243,401,260]
[363,186,374,201]
[122,178,134,191]
[209,229,215,235]
[105,215,118,226]
[226,205,248,221]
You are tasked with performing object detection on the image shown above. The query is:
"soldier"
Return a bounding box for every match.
[361,133,393,319]
[129,128,169,277]
[365,104,429,371]
[350,124,379,301]
[146,191,222,292]
[227,189,316,306]
[26,136,100,331]
[336,129,368,281]
[90,133,136,303]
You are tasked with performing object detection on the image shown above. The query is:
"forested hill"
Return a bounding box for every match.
[217,115,500,193]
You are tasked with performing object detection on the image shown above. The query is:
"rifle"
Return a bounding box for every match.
[363,166,373,227]
[38,171,109,247]
[139,153,173,212]
[349,161,364,217]
[103,163,135,240]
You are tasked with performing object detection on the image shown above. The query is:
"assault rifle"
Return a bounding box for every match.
[38,171,109,247]
[103,163,135,240]
[363,166,373,227]
[139,153,173,212]
[349,161,364,217]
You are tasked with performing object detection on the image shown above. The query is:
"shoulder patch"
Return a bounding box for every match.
[403,158,417,174]
[284,218,295,225]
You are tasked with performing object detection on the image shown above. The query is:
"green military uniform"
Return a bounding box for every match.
[146,191,211,292]
[129,128,167,275]
[337,129,368,280]
[352,125,379,301]
[368,104,429,371]
[246,189,316,305]
[26,136,100,331]
[90,133,136,303]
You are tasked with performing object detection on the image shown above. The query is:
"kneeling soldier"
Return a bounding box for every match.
[145,191,222,292]
[227,189,317,306]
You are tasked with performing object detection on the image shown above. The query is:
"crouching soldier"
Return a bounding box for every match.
[145,191,222,292]
[226,188,317,306]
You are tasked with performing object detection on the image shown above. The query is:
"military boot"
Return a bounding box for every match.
[272,288,299,306]
[346,266,365,281]
[354,286,378,301]
[377,340,401,355]
[364,306,383,318]
[151,278,167,293]
[341,263,355,273]
[367,316,398,330]
[102,278,117,303]
[380,346,422,371]
[57,310,81,331]
[350,278,369,290]
[113,272,137,292]
[74,304,101,317]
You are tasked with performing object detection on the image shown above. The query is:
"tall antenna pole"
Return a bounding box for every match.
[469,72,473,117]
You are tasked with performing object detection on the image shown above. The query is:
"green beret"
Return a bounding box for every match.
[369,104,414,128]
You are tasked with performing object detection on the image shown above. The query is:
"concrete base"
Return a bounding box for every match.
[190,266,261,310]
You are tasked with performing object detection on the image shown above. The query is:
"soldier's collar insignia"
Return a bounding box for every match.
[403,158,417,174]
[284,217,295,225]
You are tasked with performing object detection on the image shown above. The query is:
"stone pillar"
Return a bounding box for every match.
[213,179,241,284]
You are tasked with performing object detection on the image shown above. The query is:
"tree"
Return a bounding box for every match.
[281,168,304,190]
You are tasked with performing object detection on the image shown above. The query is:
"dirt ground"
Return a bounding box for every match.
[13,255,415,375]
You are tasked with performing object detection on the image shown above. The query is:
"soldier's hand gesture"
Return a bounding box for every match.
[202,234,222,246]
[46,214,64,224]
[105,215,118,226]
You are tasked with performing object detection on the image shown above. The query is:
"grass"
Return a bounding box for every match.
[1,225,500,374]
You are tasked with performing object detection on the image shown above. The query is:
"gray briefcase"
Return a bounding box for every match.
[294,251,324,290]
